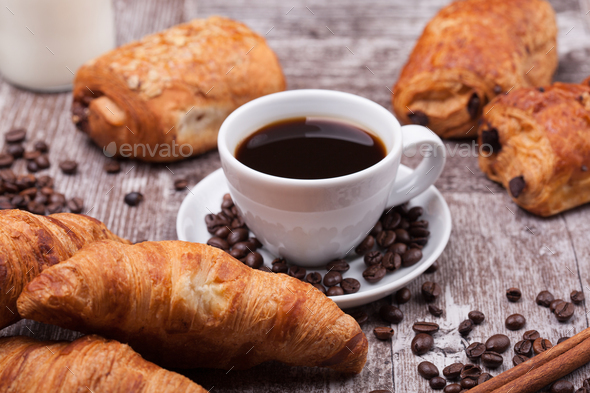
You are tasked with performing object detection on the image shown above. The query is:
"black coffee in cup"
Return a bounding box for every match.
[235,117,386,179]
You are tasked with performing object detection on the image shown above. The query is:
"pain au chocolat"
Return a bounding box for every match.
[72,16,285,162]
[393,0,557,138]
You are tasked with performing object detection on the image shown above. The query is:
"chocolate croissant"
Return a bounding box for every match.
[0,209,128,329]
[0,335,206,392]
[393,0,557,138]
[18,240,368,373]
[478,82,590,216]
[71,16,285,162]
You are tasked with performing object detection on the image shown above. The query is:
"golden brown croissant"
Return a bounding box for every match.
[71,16,285,163]
[17,240,368,373]
[0,209,128,329]
[393,0,557,138]
[0,335,206,392]
[478,82,590,216]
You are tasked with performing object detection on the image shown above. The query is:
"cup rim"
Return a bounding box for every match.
[218,89,402,187]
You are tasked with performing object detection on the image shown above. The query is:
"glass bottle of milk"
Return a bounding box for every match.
[0,0,116,92]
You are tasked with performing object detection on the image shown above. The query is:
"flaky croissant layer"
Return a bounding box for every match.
[18,240,368,373]
[0,335,206,393]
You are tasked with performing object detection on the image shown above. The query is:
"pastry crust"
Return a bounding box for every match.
[0,210,128,329]
[0,335,206,392]
[72,16,286,162]
[17,240,368,373]
[393,0,557,138]
[478,82,590,216]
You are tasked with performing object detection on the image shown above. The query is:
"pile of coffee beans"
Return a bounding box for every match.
[534,289,579,323]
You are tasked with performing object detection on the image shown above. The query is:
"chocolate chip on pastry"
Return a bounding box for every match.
[478,82,590,216]
[392,0,557,139]
[71,16,285,162]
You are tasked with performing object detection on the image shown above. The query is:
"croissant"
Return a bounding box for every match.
[478,82,590,216]
[392,0,557,138]
[71,16,285,163]
[0,335,206,392]
[0,209,128,329]
[17,240,368,373]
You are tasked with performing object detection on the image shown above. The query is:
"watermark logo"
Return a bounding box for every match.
[103,141,193,159]
[403,141,493,158]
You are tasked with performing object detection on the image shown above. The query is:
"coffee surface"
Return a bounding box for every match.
[235,117,386,179]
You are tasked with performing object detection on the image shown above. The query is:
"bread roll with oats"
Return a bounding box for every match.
[71,16,285,162]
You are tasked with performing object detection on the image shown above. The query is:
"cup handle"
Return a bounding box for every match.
[386,125,446,207]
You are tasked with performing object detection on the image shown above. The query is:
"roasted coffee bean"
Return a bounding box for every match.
[341,278,360,294]
[513,354,529,366]
[57,160,78,175]
[355,235,375,254]
[15,175,35,190]
[523,330,540,342]
[460,364,482,379]
[34,155,50,169]
[554,302,575,322]
[243,252,263,269]
[272,263,288,274]
[376,230,396,248]
[11,195,28,209]
[0,169,16,183]
[26,161,39,173]
[443,363,464,380]
[428,304,443,317]
[571,290,585,305]
[505,314,526,330]
[373,326,394,340]
[327,286,344,296]
[380,305,404,324]
[4,182,18,193]
[5,128,26,143]
[486,334,510,353]
[20,187,37,198]
[221,193,233,206]
[478,373,493,385]
[410,237,428,247]
[6,144,24,158]
[227,227,248,246]
[402,248,422,266]
[467,93,481,119]
[422,281,441,302]
[509,176,526,198]
[323,271,342,287]
[410,219,429,228]
[364,250,383,266]
[395,287,411,304]
[229,248,247,259]
[34,192,48,205]
[27,201,45,215]
[460,378,477,390]
[382,251,401,272]
[409,227,430,238]
[536,290,555,307]
[67,197,84,213]
[34,141,49,152]
[444,384,462,393]
[205,213,231,234]
[271,257,285,265]
[412,321,439,334]
[0,153,14,168]
[388,242,407,255]
[124,191,143,206]
[458,320,474,336]
[418,361,439,380]
[49,192,65,205]
[551,299,566,313]
[481,351,503,368]
[514,340,532,356]
[430,376,446,390]
[408,111,429,126]
[370,220,383,237]
[104,161,121,173]
[424,260,439,274]
[465,342,486,359]
[394,228,411,244]
[232,241,253,255]
[381,211,401,230]
[347,310,368,326]
[221,206,235,218]
[214,226,231,239]
[46,202,63,214]
[363,265,386,283]
[248,237,263,249]
[305,272,322,285]
[288,265,306,280]
[533,337,553,354]
[468,310,485,325]
[207,237,229,250]
[0,200,14,210]
[36,175,53,188]
[406,206,423,221]
[326,259,349,272]
[230,216,246,229]
[174,178,189,190]
[550,380,574,393]
[411,333,434,355]
[24,150,41,161]
[40,186,52,196]
[557,337,570,344]
[506,287,522,302]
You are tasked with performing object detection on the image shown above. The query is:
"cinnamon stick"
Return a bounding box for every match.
[471,327,590,393]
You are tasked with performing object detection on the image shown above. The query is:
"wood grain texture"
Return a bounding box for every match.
[1,0,589,391]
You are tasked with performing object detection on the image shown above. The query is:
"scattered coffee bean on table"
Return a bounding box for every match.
[124,191,143,206]
[428,304,443,317]
[373,326,394,340]
[67,197,84,213]
[505,314,526,330]
[380,305,404,324]
[6,144,24,158]
[465,342,486,359]
[347,310,368,326]
[422,281,441,302]
[478,373,493,385]
[418,361,439,380]
[551,380,574,393]
[442,363,463,380]
[554,302,575,322]
[468,310,485,324]
[424,260,439,274]
[550,299,566,313]
[34,141,49,152]
[514,340,533,356]
[461,377,477,390]
[395,287,411,304]
[513,354,529,366]
[571,290,585,305]
[5,128,27,143]
[460,364,482,379]
[412,321,439,335]
[481,351,503,368]
[174,178,189,190]
[458,319,474,336]
[523,330,540,341]
[485,334,511,353]
[443,384,462,393]
[506,287,522,302]
[536,290,555,307]
[557,337,569,344]
[59,160,78,175]
[411,333,434,355]
[104,161,121,174]
[533,337,553,354]
[0,153,14,168]
[429,376,446,390]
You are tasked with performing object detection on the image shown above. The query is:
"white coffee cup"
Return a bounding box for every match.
[218,90,445,266]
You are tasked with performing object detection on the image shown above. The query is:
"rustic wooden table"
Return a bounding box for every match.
[2,0,590,391]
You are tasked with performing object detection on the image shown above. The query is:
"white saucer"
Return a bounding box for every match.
[177,166,452,309]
